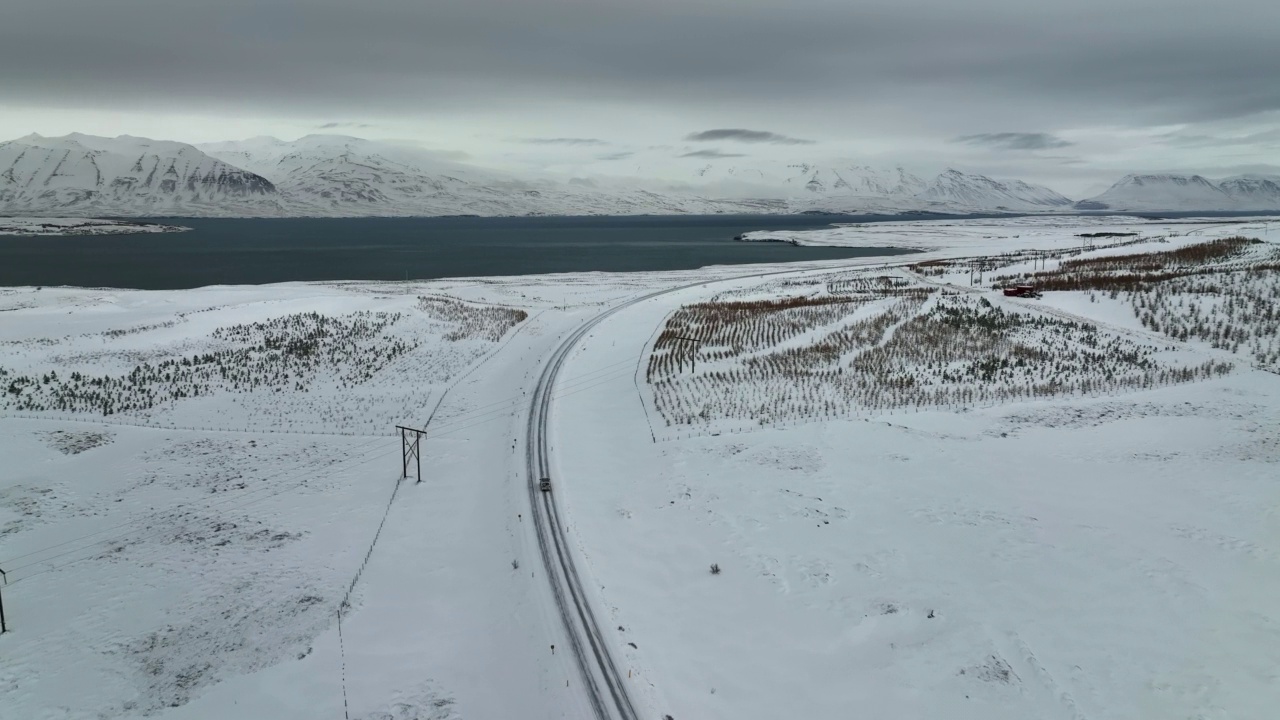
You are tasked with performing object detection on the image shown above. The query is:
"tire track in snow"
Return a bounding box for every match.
[523,260,899,718]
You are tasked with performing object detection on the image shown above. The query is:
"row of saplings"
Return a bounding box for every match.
[649,295,1233,428]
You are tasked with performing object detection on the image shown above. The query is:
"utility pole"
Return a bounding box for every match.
[668,335,702,374]
[1,567,7,634]
[396,425,427,483]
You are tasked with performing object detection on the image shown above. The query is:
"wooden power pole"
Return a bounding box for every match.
[668,335,702,374]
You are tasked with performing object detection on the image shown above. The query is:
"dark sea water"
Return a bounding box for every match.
[0,214,936,290]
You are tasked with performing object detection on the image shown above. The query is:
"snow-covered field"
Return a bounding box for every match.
[740,214,1280,254]
[1,217,1278,720]
[0,218,189,236]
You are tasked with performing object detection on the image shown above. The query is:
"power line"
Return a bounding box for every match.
[3,356,647,587]
[0,356,637,572]
[3,260,896,590]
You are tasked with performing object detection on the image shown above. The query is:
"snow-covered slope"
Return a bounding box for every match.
[200,134,782,217]
[200,135,519,215]
[1072,173,1277,211]
[642,161,1069,214]
[916,168,1074,211]
[0,133,283,216]
[1218,175,1280,209]
[2,132,1090,217]
[667,161,927,200]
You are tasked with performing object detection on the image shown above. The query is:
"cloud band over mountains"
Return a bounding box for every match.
[685,129,815,145]
[953,132,1074,150]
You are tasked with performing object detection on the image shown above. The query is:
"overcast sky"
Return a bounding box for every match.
[3,0,1278,196]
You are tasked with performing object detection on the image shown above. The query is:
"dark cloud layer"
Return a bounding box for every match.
[686,129,814,145]
[680,149,748,159]
[519,137,608,146]
[954,132,1073,150]
[3,0,1277,131]
[1158,129,1280,149]
[3,0,1279,193]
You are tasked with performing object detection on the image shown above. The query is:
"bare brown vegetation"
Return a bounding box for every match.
[416,296,528,342]
[2,311,418,415]
[994,237,1277,292]
[645,278,1230,434]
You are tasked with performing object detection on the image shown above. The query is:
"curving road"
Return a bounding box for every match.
[524,262,896,718]
[525,289,674,720]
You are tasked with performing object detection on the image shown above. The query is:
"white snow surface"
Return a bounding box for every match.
[0,217,189,236]
[1,218,1278,720]
[740,214,1280,255]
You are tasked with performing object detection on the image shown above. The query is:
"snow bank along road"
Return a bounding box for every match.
[527,295,648,720]
[525,264,863,720]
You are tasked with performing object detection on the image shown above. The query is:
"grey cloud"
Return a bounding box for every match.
[1180,163,1280,177]
[2,0,1279,178]
[519,137,607,146]
[377,138,473,161]
[1157,128,1280,149]
[679,149,747,159]
[954,133,1073,150]
[318,121,373,129]
[422,149,474,162]
[686,129,814,145]
[598,151,635,161]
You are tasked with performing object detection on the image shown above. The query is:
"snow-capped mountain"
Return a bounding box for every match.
[1,132,1092,217]
[0,133,282,216]
[916,169,1073,211]
[828,165,929,198]
[1218,175,1280,209]
[1075,173,1280,211]
[640,161,1066,213]
[1075,174,1232,211]
[200,134,532,216]
[667,161,927,200]
[199,134,786,216]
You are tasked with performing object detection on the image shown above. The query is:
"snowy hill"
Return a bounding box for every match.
[1218,175,1280,209]
[0,133,283,216]
[1073,173,1280,211]
[916,168,1074,211]
[200,135,521,215]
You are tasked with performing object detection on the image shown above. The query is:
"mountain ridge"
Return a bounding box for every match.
[1076,172,1280,211]
[0,133,283,216]
[9,131,1270,217]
